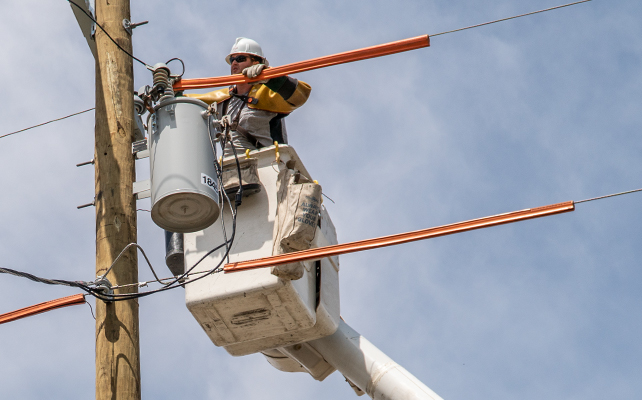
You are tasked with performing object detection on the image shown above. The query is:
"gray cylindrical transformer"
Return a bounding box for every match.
[148,97,220,233]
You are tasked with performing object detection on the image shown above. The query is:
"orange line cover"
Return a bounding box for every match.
[224,201,575,273]
[0,294,86,325]
[174,35,430,91]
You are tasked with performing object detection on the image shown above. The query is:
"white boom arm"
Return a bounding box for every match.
[308,320,444,400]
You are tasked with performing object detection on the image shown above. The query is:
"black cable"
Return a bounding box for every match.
[61,233,233,302]
[206,113,234,264]
[0,267,105,299]
[5,87,243,302]
[67,0,151,68]
[215,160,232,261]
[105,217,237,301]
[9,103,242,302]
[165,58,186,78]
[86,300,96,320]
[95,183,642,301]
[1,108,94,140]
[228,138,245,208]
[222,136,245,264]
[8,181,642,301]
[219,97,246,207]
[0,214,237,302]
[94,176,241,302]
[0,267,87,288]
[86,178,241,300]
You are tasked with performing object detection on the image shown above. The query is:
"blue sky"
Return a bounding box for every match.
[1,0,641,399]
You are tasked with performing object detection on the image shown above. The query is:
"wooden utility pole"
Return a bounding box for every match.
[93,0,140,398]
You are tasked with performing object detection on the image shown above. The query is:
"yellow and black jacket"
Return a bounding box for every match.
[186,76,310,147]
[186,76,311,114]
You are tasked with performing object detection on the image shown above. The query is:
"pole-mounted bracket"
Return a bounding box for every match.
[133,139,149,159]
[93,277,114,300]
[123,19,149,35]
[76,159,95,167]
[133,180,151,200]
[77,199,96,209]
[132,140,150,200]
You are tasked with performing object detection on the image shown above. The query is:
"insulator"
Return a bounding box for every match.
[134,95,145,115]
[152,63,174,101]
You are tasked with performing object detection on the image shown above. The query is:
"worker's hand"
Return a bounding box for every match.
[207,102,219,119]
[220,115,232,129]
[243,64,268,83]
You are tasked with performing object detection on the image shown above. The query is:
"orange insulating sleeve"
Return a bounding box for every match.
[0,293,86,325]
[173,35,430,91]
[224,201,575,273]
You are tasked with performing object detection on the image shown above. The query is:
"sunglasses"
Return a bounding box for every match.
[229,55,249,64]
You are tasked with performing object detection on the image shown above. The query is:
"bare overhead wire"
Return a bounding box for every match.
[5,1,592,140]
[102,216,239,301]
[0,108,245,301]
[2,2,181,140]
[575,188,642,204]
[1,108,95,140]
[0,0,607,301]
[98,243,164,285]
[430,0,592,37]
[4,184,642,299]
[0,234,232,302]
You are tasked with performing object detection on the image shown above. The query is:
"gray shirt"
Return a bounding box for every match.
[221,95,288,157]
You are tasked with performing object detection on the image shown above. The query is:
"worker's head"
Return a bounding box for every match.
[226,37,268,74]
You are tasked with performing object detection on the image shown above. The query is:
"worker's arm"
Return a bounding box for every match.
[263,76,311,108]
[183,75,311,113]
[244,63,311,110]
[184,88,231,105]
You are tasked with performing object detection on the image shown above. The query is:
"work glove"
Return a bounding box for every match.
[220,115,232,129]
[243,64,268,84]
[207,102,219,119]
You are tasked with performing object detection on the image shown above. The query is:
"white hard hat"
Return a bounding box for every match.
[225,37,269,66]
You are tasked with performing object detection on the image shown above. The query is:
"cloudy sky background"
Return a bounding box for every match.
[1,0,641,399]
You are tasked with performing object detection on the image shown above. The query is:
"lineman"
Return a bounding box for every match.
[187,37,311,157]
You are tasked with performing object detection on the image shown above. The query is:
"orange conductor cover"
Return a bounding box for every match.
[0,293,86,325]
[174,35,430,91]
[224,201,575,273]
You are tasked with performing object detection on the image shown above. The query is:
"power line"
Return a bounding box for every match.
[430,0,592,37]
[0,294,87,325]
[0,140,250,302]
[5,184,642,298]
[67,0,151,68]
[1,108,95,140]
[5,1,593,139]
[0,203,239,302]
[576,188,642,204]
[2,0,152,140]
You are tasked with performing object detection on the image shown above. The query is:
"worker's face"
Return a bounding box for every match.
[230,54,259,74]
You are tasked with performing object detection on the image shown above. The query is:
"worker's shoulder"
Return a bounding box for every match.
[185,88,231,105]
